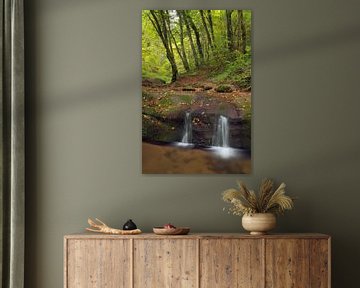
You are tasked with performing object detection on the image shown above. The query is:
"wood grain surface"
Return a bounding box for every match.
[66,239,131,288]
[309,239,330,288]
[64,233,330,288]
[200,239,264,288]
[65,232,330,240]
[133,239,198,288]
[265,239,310,287]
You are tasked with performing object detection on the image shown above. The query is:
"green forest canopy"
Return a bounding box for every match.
[142,10,251,86]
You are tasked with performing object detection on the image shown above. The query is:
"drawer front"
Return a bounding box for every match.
[265,239,329,288]
[200,239,264,288]
[66,239,131,288]
[134,239,198,288]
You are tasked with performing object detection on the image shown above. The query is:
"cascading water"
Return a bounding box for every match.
[213,115,229,147]
[181,112,193,143]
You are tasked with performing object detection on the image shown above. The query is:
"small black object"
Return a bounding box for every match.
[123,219,137,230]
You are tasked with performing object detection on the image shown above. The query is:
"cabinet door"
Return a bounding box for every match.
[66,239,131,288]
[309,239,330,288]
[200,239,264,288]
[266,239,310,288]
[134,239,198,288]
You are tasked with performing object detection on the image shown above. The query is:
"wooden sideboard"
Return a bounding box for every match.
[64,233,330,288]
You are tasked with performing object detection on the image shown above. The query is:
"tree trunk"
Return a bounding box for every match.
[200,10,213,50]
[226,10,234,52]
[166,11,190,72]
[181,10,199,68]
[148,10,178,82]
[207,10,215,45]
[177,10,190,71]
[160,10,178,82]
[238,10,247,54]
[164,11,175,57]
[237,10,241,50]
[186,11,204,63]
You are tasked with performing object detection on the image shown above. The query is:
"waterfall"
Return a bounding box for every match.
[213,115,229,147]
[181,112,193,143]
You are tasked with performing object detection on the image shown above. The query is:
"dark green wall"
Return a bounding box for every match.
[25,0,360,287]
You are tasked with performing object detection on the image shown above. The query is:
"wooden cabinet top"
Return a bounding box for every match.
[64,232,330,240]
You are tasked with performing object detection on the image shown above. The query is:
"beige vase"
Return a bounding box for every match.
[242,213,276,235]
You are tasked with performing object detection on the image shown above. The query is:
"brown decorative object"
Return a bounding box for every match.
[64,233,331,288]
[222,178,295,234]
[86,218,142,235]
[153,227,190,235]
[242,213,276,235]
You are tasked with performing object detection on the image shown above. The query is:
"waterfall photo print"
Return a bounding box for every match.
[142,10,252,174]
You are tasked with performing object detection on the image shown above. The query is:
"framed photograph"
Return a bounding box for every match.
[142,10,252,174]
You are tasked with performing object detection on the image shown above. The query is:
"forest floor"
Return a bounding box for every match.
[143,69,250,108]
[142,69,251,122]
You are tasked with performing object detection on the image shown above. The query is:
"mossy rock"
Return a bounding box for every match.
[142,114,180,142]
[182,86,196,91]
[142,78,166,87]
[215,85,233,93]
[203,85,212,91]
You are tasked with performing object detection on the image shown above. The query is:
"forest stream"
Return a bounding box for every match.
[142,10,252,173]
[142,72,251,174]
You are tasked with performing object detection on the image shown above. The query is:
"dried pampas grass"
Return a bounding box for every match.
[222,179,294,216]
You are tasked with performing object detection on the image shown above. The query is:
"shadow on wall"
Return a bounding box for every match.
[43,75,139,112]
[257,23,360,63]
[37,0,104,10]
[37,22,360,113]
